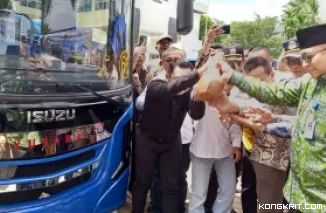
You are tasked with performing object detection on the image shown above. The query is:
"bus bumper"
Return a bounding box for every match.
[0,167,129,213]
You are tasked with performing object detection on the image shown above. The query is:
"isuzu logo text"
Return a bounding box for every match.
[27,109,76,123]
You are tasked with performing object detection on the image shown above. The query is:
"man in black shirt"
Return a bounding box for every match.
[132,47,206,213]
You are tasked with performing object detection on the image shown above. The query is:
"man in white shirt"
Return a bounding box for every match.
[189,88,242,213]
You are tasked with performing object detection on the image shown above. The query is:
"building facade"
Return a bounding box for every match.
[318,0,326,21]
[9,0,207,61]
[134,0,208,61]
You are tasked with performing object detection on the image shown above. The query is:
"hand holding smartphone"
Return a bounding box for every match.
[221,25,230,34]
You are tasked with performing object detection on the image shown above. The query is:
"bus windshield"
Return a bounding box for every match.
[0,0,131,103]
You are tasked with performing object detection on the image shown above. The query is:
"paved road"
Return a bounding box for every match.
[118,195,242,213]
[118,164,243,213]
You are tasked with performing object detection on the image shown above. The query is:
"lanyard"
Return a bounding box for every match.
[289,79,319,204]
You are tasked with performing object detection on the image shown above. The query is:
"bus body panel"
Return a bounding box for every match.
[0,169,129,213]
[0,105,133,213]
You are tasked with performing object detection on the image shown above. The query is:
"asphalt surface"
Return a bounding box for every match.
[118,165,243,213]
[118,194,243,213]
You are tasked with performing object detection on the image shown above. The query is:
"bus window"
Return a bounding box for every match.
[0,0,131,98]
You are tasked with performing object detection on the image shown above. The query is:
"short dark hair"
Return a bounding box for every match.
[167,61,194,75]
[243,56,272,75]
[249,46,271,55]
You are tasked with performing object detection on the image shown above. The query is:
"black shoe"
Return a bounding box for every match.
[230,209,238,213]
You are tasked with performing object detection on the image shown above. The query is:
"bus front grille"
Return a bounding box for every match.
[0,149,96,205]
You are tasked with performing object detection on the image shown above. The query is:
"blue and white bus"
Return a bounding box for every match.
[0,0,192,212]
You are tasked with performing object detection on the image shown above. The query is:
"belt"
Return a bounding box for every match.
[138,128,176,143]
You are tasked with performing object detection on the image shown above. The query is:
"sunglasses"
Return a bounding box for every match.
[166,61,194,73]
[300,47,326,64]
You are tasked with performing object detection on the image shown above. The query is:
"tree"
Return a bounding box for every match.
[223,15,284,58]
[199,15,215,41]
[41,23,51,34]
[0,0,13,10]
[199,15,225,43]
[282,0,321,39]
[199,14,284,58]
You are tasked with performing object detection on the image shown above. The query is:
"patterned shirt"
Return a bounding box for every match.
[265,115,295,138]
[230,88,290,171]
[229,71,326,212]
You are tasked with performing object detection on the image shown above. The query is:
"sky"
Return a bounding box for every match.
[198,0,290,24]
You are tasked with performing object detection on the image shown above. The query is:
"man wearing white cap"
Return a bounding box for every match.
[281,38,307,79]
[156,35,173,58]
[146,35,174,84]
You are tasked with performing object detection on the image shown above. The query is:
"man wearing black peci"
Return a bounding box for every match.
[132,47,206,213]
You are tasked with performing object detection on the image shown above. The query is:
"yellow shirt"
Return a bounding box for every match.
[242,127,254,152]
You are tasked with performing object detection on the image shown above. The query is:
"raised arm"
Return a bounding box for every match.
[147,71,200,99]
[188,87,205,120]
[135,86,147,111]
[195,25,223,69]
[224,70,311,107]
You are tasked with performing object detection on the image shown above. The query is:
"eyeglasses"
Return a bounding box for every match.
[164,58,182,64]
[178,61,194,70]
[283,57,302,66]
[166,60,194,74]
[300,47,326,64]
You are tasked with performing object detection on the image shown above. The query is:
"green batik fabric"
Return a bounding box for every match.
[229,71,309,107]
[229,71,326,212]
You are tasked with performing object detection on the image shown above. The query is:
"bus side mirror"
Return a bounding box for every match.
[177,0,193,35]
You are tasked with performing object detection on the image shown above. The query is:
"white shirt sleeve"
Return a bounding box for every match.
[229,123,242,148]
[135,86,147,111]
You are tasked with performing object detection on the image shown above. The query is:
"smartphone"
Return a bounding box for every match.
[221,25,230,34]
[138,35,147,46]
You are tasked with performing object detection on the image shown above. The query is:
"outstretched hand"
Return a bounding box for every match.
[242,107,275,124]
[230,114,266,132]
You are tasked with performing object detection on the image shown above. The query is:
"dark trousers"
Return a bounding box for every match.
[204,155,242,213]
[241,150,257,213]
[132,130,182,213]
[152,143,191,213]
[283,161,291,207]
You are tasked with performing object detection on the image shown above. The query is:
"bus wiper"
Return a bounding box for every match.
[67,83,128,108]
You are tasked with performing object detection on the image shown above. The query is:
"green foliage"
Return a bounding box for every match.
[41,23,51,34]
[199,14,284,58]
[282,0,322,39]
[225,16,283,58]
[199,15,226,44]
[0,0,13,9]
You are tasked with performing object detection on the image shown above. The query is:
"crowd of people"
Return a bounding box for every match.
[130,23,326,213]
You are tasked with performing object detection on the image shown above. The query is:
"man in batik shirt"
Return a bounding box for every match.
[215,24,326,213]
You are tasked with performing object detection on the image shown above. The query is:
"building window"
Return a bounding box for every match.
[20,0,42,9]
[152,0,162,3]
[95,0,108,10]
[77,0,92,12]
